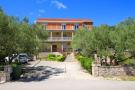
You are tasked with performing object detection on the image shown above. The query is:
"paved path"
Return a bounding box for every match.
[48,53,94,80]
[65,53,76,62]
[0,53,135,90]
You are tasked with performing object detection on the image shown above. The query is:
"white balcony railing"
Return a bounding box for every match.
[46,37,72,41]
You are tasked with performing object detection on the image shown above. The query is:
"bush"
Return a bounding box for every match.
[47,54,56,61]
[116,53,135,65]
[121,59,135,65]
[76,55,83,61]
[47,54,65,62]
[77,55,93,73]
[11,63,22,80]
[56,55,65,62]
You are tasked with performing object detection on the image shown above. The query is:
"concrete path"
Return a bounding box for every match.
[0,53,135,90]
[48,53,94,80]
[65,53,76,62]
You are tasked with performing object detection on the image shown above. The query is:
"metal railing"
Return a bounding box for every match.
[46,37,72,41]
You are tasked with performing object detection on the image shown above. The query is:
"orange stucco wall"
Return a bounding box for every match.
[45,22,92,30]
[46,23,61,30]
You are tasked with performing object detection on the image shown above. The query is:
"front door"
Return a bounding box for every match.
[52,45,57,52]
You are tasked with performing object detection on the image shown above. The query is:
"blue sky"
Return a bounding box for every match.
[0,0,135,26]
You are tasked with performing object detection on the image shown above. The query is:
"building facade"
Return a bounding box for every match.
[36,18,93,52]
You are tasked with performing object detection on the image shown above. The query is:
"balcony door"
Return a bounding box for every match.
[52,45,57,52]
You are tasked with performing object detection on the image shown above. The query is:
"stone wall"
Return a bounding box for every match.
[0,71,11,83]
[92,64,135,77]
[0,66,12,83]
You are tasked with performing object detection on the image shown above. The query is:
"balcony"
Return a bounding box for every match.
[46,37,72,42]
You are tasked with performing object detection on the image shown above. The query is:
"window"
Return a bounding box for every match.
[74,24,79,30]
[62,24,66,30]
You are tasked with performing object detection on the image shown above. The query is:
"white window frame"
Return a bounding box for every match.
[74,24,79,30]
[62,24,66,30]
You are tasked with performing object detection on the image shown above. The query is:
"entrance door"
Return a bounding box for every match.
[52,45,57,52]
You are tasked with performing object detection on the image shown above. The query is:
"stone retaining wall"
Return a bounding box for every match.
[92,64,135,77]
[0,66,12,83]
[0,71,11,83]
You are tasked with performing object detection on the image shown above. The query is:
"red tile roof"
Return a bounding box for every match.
[36,18,92,23]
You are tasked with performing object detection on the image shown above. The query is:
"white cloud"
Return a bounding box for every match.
[51,0,67,9]
[38,9,45,13]
[35,0,67,18]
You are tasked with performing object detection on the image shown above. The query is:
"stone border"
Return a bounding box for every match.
[92,64,135,77]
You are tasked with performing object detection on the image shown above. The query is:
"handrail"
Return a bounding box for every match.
[47,37,72,41]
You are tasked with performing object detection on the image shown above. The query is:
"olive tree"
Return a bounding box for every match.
[72,18,135,65]
[0,8,48,64]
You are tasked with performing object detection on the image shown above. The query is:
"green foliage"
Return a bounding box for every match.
[47,54,56,61]
[0,8,48,64]
[11,64,22,80]
[72,18,135,65]
[121,59,135,65]
[76,55,93,73]
[47,54,65,62]
[56,55,65,62]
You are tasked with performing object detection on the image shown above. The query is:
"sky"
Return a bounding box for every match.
[0,0,135,26]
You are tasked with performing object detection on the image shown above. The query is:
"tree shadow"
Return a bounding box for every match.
[19,65,65,82]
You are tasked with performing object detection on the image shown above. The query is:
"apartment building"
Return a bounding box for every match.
[36,18,93,52]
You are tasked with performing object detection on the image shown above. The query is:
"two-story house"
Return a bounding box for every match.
[36,18,93,52]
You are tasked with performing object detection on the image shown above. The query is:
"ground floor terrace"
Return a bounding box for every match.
[41,42,72,52]
[40,30,74,52]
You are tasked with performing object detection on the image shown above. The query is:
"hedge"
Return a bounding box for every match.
[76,55,93,74]
[47,54,65,62]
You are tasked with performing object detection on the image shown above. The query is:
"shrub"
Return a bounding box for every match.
[121,59,135,65]
[47,54,56,61]
[76,55,83,61]
[76,55,93,73]
[0,65,4,71]
[47,54,65,62]
[11,63,22,80]
[56,55,65,62]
